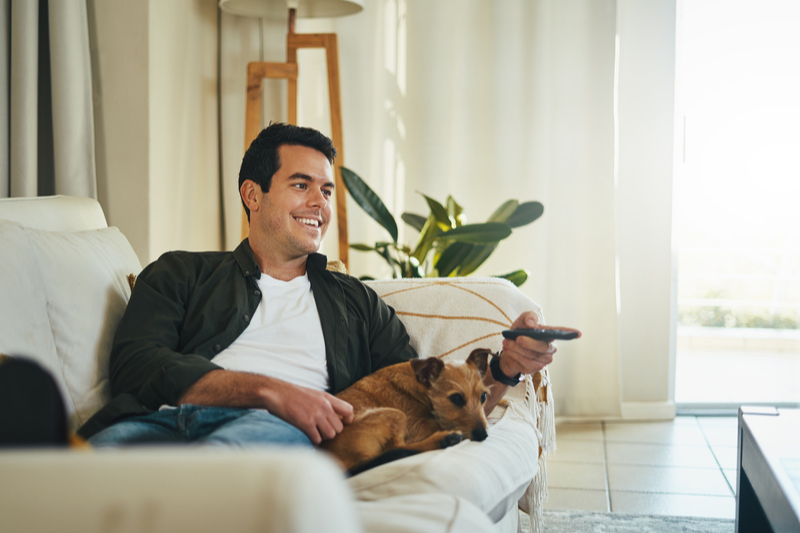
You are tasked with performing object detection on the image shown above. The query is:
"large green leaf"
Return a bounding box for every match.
[421,194,455,229]
[411,214,442,263]
[446,196,466,226]
[434,222,512,244]
[487,199,519,223]
[401,212,427,232]
[505,201,544,228]
[350,243,376,252]
[456,243,498,276]
[435,242,475,277]
[341,167,398,243]
[495,269,529,287]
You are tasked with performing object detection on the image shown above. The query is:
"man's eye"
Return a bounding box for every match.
[293,183,307,190]
[323,189,333,197]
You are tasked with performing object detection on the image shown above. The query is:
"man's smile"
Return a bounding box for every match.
[295,217,321,228]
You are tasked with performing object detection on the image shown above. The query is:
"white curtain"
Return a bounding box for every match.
[219,0,625,417]
[331,0,623,418]
[0,0,97,199]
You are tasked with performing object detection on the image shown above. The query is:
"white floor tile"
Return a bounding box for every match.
[610,491,736,519]
[711,445,739,470]
[604,421,707,445]
[554,422,603,441]
[724,469,738,494]
[605,441,718,469]
[544,488,609,512]
[546,462,608,491]
[607,464,732,496]
[548,439,605,464]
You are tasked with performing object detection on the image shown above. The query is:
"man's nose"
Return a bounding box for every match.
[308,188,328,207]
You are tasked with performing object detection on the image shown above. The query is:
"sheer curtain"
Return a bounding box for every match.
[0,0,97,199]
[220,0,628,417]
[331,0,623,418]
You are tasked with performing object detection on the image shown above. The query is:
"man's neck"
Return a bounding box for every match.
[254,253,309,281]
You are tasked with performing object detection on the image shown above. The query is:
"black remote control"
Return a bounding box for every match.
[502,328,581,341]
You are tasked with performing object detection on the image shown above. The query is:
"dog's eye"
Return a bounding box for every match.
[480,392,487,404]
[449,394,466,407]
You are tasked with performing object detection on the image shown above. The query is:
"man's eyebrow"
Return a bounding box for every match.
[288,173,335,188]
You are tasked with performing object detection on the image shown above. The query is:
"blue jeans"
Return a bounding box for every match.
[88,405,312,448]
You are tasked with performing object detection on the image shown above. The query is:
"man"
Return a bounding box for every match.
[81,123,555,447]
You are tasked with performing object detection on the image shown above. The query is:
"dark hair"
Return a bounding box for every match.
[238,123,337,221]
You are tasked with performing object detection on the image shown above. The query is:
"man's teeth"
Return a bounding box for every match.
[296,217,319,227]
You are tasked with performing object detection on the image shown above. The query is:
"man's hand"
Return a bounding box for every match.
[482,311,557,415]
[263,380,354,445]
[178,370,354,445]
[499,311,557,377]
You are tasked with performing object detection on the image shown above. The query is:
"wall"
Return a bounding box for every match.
[616,0,677,418]
[88,0,150,264]
[89,0,220,265]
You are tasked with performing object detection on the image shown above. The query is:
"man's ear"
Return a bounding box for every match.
[240,180,261,214]
[466,349,491,376]
[410,357,444,387]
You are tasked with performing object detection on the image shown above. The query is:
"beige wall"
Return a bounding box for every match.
[89,0,220,266]
[88,0,150,264]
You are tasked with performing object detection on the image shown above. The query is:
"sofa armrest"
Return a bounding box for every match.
[0,448,362,533]
[364,277,557,532]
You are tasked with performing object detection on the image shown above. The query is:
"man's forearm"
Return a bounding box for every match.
[177,369,277,409]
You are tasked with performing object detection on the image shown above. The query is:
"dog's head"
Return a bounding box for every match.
[409,349,491,442]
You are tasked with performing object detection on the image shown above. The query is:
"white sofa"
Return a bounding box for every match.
[0,195,555,533]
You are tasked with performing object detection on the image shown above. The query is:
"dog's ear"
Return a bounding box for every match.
[410,357,444,387]
[466,349,491,376]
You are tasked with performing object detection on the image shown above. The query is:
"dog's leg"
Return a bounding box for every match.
[322,408,408,470]
[402,430,464,452]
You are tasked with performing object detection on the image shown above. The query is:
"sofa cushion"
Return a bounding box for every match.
[0,220,142,430]
[30,225,141,430]
[364,277,544,405]
[0,222,64,402]
[348,405,538,523]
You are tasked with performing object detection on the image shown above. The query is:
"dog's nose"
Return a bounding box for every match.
[472,427,488,442]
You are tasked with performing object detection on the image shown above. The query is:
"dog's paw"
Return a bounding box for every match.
[439,432,464,448]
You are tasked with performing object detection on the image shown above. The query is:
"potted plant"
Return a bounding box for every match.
[341,167,543,287]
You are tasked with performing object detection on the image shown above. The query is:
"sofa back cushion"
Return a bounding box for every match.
[364,277,543,403]
[0,220,141,430]
[0,222,63,400]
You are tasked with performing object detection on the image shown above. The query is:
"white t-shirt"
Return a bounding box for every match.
[210,272,329,391]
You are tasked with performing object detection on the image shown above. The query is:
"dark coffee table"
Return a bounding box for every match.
[736,406,800,533]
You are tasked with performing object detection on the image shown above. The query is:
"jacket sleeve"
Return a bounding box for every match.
[108,253,221,410]
[363,283,418,370]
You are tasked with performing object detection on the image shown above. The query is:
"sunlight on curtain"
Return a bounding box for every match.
[329,0,623,417]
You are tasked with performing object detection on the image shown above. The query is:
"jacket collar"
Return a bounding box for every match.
[233,239,328,279]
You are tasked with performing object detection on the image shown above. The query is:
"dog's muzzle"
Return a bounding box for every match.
[472,427,488,442]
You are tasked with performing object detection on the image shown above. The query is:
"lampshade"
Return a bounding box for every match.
[219,0,363,19]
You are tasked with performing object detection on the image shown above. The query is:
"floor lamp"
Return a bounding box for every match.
[219,0,362,266]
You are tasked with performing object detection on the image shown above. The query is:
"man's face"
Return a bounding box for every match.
[252,144,334,261]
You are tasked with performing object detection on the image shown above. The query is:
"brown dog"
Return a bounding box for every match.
[321,349,492,473]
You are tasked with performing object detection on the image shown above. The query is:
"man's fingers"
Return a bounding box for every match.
[330,396,355,424]
[510,311,540,330]
[317,418,339,441]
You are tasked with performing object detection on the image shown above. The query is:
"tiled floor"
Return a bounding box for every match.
[544,416,738,519]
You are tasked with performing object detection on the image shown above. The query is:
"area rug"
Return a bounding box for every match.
[520,509,734,532]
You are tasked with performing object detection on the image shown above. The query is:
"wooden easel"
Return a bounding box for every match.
[241,9,348,265]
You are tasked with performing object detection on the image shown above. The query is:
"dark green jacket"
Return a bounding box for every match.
[78,240,417,439]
